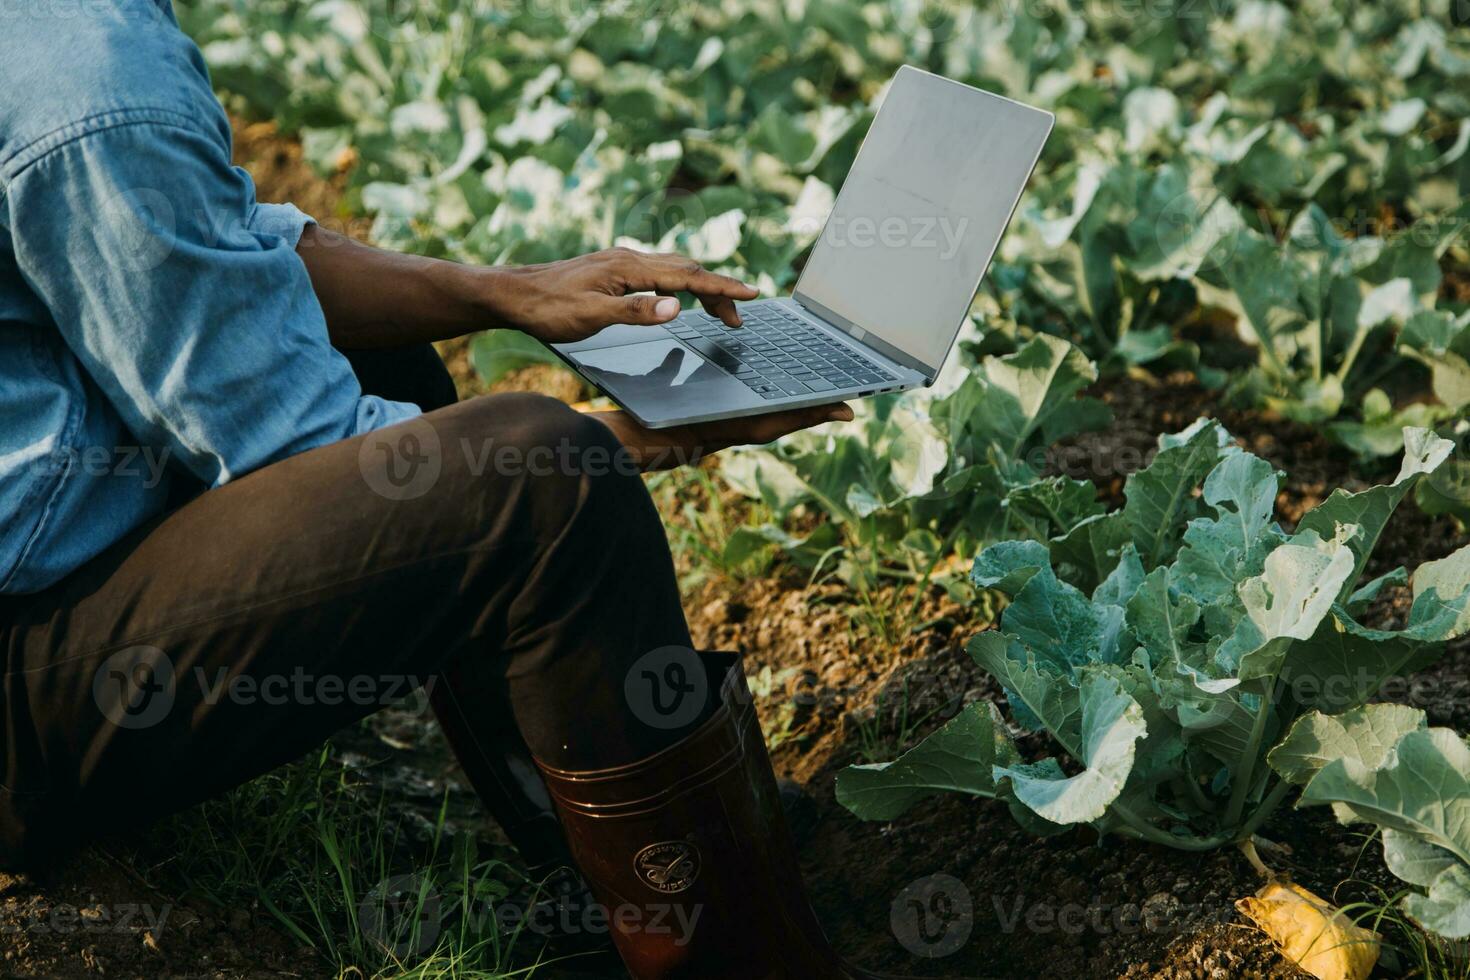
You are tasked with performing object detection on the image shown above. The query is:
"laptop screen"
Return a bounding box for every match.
[792,67,1053,375]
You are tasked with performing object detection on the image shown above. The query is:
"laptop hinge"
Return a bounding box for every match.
[793,292,937,383]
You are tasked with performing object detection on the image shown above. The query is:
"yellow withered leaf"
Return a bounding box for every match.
[1236,880,1379,980]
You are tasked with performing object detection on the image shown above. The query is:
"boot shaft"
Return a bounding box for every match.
[536,652,851,980]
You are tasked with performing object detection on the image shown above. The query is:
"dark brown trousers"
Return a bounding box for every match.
[0,345,702,869]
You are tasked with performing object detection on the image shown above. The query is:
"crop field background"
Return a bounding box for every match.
[7,1,1470,979]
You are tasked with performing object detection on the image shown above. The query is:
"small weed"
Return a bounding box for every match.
[1338,883,1470,980]
[651,466,776,588]
[852,679,945,765]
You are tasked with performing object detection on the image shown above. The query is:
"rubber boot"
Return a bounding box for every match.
[534,651,877,979]
[430,677,574,876]
[430,674,614,955]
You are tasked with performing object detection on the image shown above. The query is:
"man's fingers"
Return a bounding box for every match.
[620,253,759,301]
[739,402,853,444]
[789,402,854,429]
[601,249,756,328]
[700,295,742,327]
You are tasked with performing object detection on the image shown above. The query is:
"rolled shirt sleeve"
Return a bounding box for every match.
[245,198,317,248]
[8,114,420,489]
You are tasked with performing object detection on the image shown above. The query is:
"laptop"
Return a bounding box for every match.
[552,65,1055,429]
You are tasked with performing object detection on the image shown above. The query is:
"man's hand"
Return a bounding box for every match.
[485,247,759,344]
[590,403,855,472]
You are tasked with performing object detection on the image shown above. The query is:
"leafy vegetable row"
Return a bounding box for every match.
[184,0,1470,457]
[837,422,1470,939]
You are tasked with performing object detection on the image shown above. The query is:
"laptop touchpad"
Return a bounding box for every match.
[575,339,727,391]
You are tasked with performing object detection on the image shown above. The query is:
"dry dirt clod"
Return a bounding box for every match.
[700,597,749,625]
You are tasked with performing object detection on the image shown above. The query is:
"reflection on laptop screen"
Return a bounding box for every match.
[794,67,1053,373]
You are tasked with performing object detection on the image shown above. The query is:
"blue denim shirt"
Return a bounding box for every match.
[0,0,421,594]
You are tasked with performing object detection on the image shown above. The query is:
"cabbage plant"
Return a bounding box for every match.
[838,422,1470,850]
[718,334,1110,588]
[1270,703,1470,942]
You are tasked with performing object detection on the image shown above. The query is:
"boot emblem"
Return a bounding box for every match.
[633,841,701,894]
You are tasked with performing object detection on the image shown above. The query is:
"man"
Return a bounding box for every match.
[0,2,870,976]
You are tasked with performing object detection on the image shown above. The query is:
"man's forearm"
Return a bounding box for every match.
[295,224,509,348]
[293,231,762,350]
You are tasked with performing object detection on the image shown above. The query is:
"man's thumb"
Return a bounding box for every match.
[616,294,681,325]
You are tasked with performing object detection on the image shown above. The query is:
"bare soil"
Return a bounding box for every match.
[0,850,312,979]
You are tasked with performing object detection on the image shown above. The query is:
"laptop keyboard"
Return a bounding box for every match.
[665,304,897,400]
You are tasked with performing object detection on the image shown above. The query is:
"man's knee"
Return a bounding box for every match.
[429,393,651,533]
[481,393,631,478]
[440,392,630,475]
